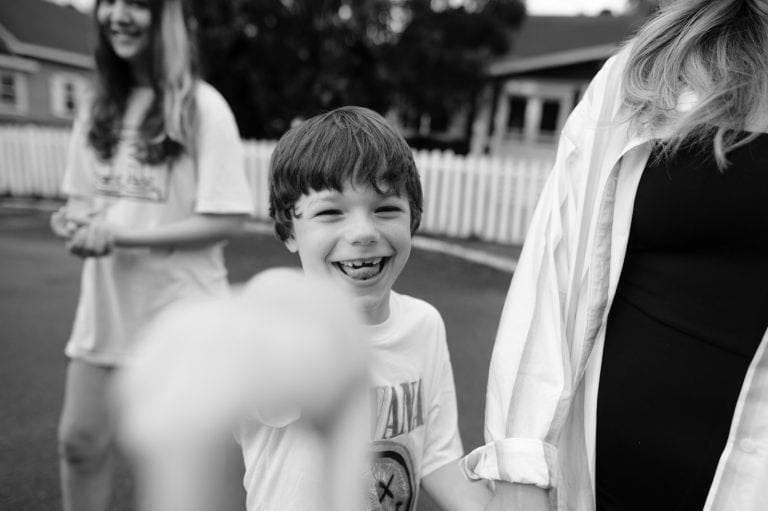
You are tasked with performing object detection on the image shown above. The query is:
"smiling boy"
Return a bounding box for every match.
[236,107,492,511]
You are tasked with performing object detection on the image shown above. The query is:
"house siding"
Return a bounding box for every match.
[0,59,93,126]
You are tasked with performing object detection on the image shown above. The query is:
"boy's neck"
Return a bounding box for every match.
[361,291,391,326]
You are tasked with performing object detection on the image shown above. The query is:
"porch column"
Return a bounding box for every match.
[523,96,542,145]
[490,88,509,156]
[469,84,493,155]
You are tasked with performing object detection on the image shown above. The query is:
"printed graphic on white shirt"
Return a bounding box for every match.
[92,135,170,202]
[371,379,424,440]
[369,440,418,511]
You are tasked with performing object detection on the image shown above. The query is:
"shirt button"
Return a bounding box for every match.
[739,439,757,453]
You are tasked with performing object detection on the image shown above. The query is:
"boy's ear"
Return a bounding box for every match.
[284,236,298,253]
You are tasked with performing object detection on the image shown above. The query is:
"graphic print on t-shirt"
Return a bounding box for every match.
[369,440,418,511]
[371,379,424,440]
[93,137,170,202]
[367,380,424,511]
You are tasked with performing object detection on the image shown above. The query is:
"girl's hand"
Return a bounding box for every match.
[50,207,80,239]
[67,220,117,258]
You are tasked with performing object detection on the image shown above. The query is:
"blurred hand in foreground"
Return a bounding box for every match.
[115,268,369,511]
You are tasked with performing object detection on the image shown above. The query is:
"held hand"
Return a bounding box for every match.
[66,219,117,258]
[485,482,552,511]
[50,207,80,239]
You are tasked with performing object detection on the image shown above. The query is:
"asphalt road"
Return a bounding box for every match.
[0,204,512,511]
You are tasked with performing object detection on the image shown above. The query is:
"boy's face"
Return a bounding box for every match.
[285,182,412,325]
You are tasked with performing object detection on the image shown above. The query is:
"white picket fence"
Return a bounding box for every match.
[0,125,555,245]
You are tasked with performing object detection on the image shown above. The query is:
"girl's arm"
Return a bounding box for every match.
[69,213,248,253]
[110,213,247,249]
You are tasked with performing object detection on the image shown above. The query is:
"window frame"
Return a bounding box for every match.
[50,72,88,119]
[0,69,29,115]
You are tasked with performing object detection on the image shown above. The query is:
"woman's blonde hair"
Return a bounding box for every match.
[89,0,199,165]
[622,0,768,168]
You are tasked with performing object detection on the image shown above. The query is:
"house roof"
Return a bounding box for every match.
[0,0,94,68]
[488,13,647,77]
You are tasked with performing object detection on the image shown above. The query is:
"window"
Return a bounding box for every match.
[506,95,527,135]
[1,72,16,105]
[51,73,89,119]
[63,82,77,116]
[0,70,28,114]
[539,100,561,136]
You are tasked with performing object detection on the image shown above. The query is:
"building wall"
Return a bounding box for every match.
[471,60,607,157]
[0,57,93,127]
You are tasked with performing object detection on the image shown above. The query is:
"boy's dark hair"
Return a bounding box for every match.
[269,106,423,241]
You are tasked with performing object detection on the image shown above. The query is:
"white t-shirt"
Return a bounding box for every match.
[62,82,254,366]
[237,291,463,511]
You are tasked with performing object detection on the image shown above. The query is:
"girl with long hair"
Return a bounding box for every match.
[465,1,768,510]
[51,1,253,509]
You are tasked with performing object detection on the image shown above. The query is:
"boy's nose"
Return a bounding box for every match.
[345,215,379,245]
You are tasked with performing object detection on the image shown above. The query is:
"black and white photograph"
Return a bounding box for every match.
[1,0,766,510]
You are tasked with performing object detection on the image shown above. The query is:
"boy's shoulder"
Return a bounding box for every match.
[390,291,445,331]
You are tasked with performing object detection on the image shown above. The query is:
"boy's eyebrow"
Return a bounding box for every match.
[306,190,342,202]
[300,190,342,209]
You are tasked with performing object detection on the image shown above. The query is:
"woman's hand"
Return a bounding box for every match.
[67,219,118,258]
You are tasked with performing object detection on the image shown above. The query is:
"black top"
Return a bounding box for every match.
[596,134,768,511]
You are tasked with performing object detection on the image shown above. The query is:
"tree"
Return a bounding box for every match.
[189,0,525,141]
[385,0,524,139]
[191,0,395,139]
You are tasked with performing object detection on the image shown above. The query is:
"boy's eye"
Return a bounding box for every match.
[376,205,404,214]
[314,209,342,217]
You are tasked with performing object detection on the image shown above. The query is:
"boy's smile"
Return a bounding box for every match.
[334,257,385,280]
[286,184,412,325]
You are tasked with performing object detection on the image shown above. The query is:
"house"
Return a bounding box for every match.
[470,12,648,156]
[0,0,94,126]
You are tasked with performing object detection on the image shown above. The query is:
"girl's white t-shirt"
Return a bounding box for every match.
[62,82,254,366]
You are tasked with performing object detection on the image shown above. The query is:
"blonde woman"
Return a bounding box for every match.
[51,1,253,510]
[463,1,768,510]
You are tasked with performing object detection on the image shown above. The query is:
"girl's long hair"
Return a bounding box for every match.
[622,0,768,168]
[88,0,199,165]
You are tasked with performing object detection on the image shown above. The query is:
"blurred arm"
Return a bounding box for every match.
[110,213,248,249]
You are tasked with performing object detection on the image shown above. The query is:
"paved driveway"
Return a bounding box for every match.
[0,205,513,511]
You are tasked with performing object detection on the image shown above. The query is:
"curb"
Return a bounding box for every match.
[412,236,517,274]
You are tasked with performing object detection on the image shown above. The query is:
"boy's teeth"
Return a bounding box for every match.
[341,257,382,269]
[336,257,385,280]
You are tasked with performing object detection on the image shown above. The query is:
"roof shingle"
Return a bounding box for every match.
[509,14,646,59]
[0,0,94,57]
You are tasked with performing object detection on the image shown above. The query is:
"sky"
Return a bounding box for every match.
[528,0,629,15]
[53,0,632,16]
